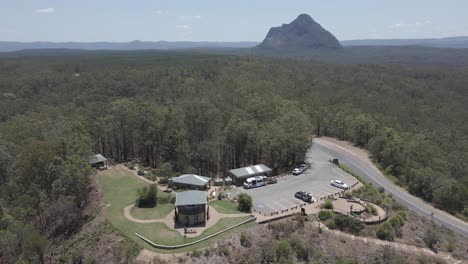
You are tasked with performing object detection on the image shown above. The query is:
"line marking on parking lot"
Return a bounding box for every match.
[277,201,290,209]
[280,199,296,207]
[286,198,303,206]
[256,203,276,213]
[273,201,287,211]
[314,190,330,197]
[262,202,282,212]
[265,204,278,212]
[332,168,353,179]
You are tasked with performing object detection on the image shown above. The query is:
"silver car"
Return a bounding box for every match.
[331,180,349,189]
[292,168,302,175]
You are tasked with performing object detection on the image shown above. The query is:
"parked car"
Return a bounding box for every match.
[331,179,349,189]
[295,191,311,202]
[292,168,302,175]
[299,163,309,171]
[294,191,317,203]
[243,176,267,189]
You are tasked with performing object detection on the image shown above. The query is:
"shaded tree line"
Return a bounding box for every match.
[0,50,467,262]
[0,112,93,263]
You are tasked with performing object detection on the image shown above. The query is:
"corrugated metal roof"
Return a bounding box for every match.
[88,154,107,165]
[175,190,207,206]
[229,164,272,179]
[170,174,211,186]
[214,177,232,183]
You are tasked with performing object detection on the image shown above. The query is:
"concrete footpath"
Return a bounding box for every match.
[123,203,250,237]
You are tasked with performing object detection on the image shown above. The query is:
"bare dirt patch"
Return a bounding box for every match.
[133,216,462,264]
[318,136,372,163]
[398,211,468,260]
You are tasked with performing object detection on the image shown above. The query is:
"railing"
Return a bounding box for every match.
[252,181,361,219]
[328,198,388,224]
[135,216,256,249]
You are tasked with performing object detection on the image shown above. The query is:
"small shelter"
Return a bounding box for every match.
[214,177,233,186]
[169,174,212,190]
[229,164,272,185]
[224,176,233,185]
[88,154,107,169]
[175,190,207,226]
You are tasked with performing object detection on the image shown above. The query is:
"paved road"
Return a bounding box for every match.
[231,145,358,215]
[313,138,468,238]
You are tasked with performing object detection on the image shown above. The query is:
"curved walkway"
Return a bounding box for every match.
[124,204,165,223]
[360,200,388,223]
[135,216,256,250]
[123,203,249,237]
[333,198,388,223]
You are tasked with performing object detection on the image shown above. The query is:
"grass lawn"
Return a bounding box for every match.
[130,203,174,220]
[209,200,241,214]
[135,216,252,246]
[97,166,255,253]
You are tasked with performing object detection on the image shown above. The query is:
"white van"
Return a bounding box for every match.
[243,176,267,189]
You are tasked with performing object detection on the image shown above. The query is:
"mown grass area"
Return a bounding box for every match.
[134,216,252,247]
[209,200,241,214]
[130,203,174,220]
[97,166,255,253]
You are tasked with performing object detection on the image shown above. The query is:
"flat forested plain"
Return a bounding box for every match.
[0,50,467,262]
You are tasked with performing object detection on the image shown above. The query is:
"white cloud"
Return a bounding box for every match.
[35,7,55,13]
[390,20,431,30]
[178,15,201,20]
[176,25,191,29]
[154,10,168,15]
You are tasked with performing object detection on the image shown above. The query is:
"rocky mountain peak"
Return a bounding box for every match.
[257,14,342,51]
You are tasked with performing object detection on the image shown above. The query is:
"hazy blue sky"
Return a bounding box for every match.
[1,0,467,42]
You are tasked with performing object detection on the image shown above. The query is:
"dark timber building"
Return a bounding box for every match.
[174,190,207,226]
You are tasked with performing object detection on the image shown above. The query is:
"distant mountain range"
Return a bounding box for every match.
[2,37,468,53]
[0,41,258,52]
[1,16,468,53]
[341,36,468,48]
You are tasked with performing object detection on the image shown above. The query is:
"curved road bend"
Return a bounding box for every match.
[313,138,468,238]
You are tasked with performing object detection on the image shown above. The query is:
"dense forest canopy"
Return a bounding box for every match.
[0,50,467,262]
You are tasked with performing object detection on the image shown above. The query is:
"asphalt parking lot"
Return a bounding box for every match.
[231,143,359,215]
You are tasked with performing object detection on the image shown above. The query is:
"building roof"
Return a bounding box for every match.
[214,176,232,183]
[170,174,211,186]
[88,154,107,165]
[175,190,207,206]
[229,164,272,179]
